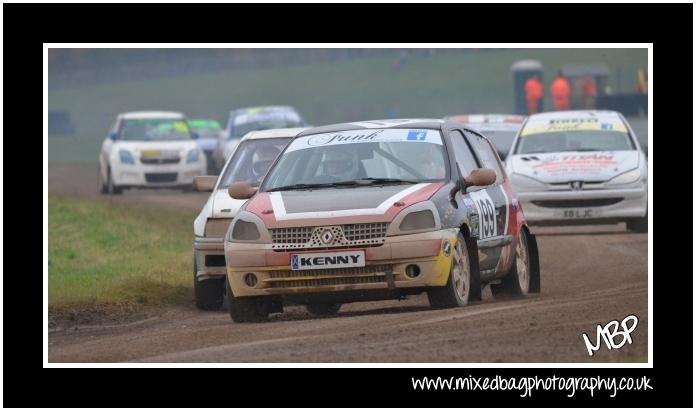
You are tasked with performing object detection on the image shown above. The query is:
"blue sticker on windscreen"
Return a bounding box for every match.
[407,130,427,141]
[601,123,613,130]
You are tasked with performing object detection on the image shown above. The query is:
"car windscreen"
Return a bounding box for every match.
[188,119,221,139]
[120,118,192,141]
[230,111,304,138]
[218,138,291,188]
[515,130,634,154]
[261,128,448,191]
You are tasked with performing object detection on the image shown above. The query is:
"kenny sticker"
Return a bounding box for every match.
[290,250,365,271]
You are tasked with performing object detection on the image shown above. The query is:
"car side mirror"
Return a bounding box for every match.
[463,168,497,190]
[228,181,258,200]
[192,175,217,192]
[108,131,118,141]
[449,167,497,208]
[498,150,508,161]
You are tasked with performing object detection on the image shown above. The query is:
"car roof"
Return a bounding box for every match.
[446,114,525,124]
[297,119,447,137]
[526,110,622,122]
[119,111,185,120]
[230,106,298,115]
[240,127,310,141]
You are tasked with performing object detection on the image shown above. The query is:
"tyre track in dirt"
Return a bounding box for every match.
[48,164,649,363]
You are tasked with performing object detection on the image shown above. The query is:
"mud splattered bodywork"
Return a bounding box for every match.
[224,119,539,313]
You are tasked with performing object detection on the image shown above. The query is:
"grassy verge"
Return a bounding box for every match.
[48,195,196,316]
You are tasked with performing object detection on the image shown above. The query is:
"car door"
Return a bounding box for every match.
[449,129,511,278]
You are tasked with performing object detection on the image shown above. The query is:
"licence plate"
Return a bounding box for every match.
[140,150,161,158]
[290,250,365,271]
[556,208,600,219]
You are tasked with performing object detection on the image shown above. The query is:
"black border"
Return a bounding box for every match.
[4,2,692,408]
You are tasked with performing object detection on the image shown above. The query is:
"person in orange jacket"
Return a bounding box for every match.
[580,75,597,109]
[550,71,572,110]
[524,75,544,114]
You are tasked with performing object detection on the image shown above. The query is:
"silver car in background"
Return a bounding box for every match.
[191,127,305,309]
[505,110,648,232]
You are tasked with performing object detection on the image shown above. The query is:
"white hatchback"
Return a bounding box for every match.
[99,111,206,194]
[191,127,306,310]
[505,110,648,232]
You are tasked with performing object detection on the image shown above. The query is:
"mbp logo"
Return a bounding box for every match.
[582,315,639,356]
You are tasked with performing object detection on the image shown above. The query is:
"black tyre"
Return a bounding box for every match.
[306,303,341,316]
[106,167,123,195]
[427,231,481,309]
[227,280,272,323]
[491,228,540,298]
[626,216,648,233]
[99,165,108,194]
[193,255,225,311]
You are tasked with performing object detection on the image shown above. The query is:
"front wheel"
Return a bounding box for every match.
[626,216,648,233]
[227,281,283,323]
[193,256,225,311]
[491,228,540,298]
[99,164,108,194]
[427,232,480,309]
[106,167,123,195]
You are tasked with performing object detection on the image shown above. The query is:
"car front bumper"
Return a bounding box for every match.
[194,237,226,280]
[111,161,206,188]
[225,229,460,297]
[517,186,648,224]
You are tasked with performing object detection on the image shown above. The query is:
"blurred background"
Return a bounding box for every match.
[48,48,648,164]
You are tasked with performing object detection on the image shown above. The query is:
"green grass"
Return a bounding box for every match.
[48,195,197,310]
[49,48,647,164]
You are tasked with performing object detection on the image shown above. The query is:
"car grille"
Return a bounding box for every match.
[144,173,178,183]
[270,223,388,250]
[342,223,389,241]
[205,218,233,238]
[265,264,392,288]
[532,198,623,208]
[140,157,180,165]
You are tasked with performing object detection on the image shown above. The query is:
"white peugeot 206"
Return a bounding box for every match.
[99,111,206,194]
[506,110,648,232]
[191,128,305,309]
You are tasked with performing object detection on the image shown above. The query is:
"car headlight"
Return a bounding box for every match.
[229,219,260,241]
[399,210,436,231]
[387,201,441,236]
[606,168,641,186]
[119,150,135,164]
[509,173,546,191]
[186,148,200,163]
[225,211,271,243]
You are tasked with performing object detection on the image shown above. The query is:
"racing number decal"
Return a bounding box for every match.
[469,190,497,239]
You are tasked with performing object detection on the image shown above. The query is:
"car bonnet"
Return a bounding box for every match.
[508,151,640,183]
[244,183,444,229]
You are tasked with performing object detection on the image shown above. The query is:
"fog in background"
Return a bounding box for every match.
[48,48,648,164]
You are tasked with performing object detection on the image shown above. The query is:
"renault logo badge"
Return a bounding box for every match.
[320,229,334,244]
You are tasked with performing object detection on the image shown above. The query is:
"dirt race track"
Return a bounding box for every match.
[48,164,649,363]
